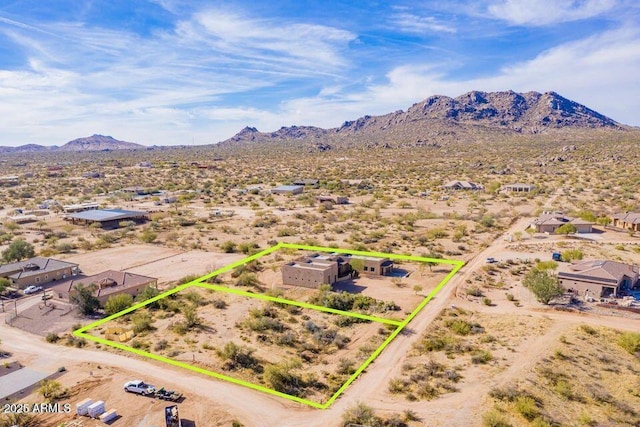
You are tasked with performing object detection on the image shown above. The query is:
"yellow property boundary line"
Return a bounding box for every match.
[74,242,464,409]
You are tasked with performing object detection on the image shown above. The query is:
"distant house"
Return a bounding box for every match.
[282,253,393,289]
[611,212,640,232]
[82,171,103,178]
[271,185,304,195]
[442,180,482,191]
[58,270,158,305]
[0,175,19,186]
[503,183,535,192]
[292,179,319,186]
[7,214,37,224]
[120,186,151,196]
[66,209,149,229]
[558,260,638,298]
[339,179,373,189]
[316,196,349,205]
[532,212,593,233]
[62,202,100,213]
[0,257,79,289]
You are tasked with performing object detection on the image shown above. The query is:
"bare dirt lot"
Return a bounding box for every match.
[59,245,245,283]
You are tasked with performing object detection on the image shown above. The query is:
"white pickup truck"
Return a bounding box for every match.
[123,380,156,395]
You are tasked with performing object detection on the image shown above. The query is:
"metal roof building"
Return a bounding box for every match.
[66,209,149,229]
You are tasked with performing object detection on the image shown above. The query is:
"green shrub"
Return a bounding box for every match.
[46,333,60,343]
[618,332,640,354]
[472,350,493,364]
[514,396,539,420]
[482,409,512,427]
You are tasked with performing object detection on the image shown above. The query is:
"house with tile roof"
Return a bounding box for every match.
[55,270,158,305]
[0,257,79,289]
[611,212,640,232]
[558,260,639,298]
[531,212,593,233]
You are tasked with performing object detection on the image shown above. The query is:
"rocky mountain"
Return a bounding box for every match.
[58,134,144,151]
[0,143,53,153]
[0,135,143,153]
[219,91,624,148]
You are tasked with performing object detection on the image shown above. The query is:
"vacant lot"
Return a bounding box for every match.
[87,284,395,405]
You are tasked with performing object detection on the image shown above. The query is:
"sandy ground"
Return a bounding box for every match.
[58,245,245,283]
[3,209,640,426]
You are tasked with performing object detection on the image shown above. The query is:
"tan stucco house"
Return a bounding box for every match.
[0,257,79,289]
[558,260,638,298]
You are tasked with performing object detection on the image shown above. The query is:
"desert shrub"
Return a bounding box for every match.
[46,333,60,343]
[264,358,304,396]
[104,293,134,315]
[515,396,539,420]
[245,316,285,332]
[176,274,199,285]
[618,332,640,355]
[131,312,154,334]
[471,350,493,364]
[482,409,512,427]
[560,248,583,262]
[212,299,227,309]
[38,379,67,401]
[447,319,472,335]
[64,335,86,348]
[337,358,356,375]
[341,402,381,427]
[236,272,262,289]
[466,287,483,297]
[216,341,260,371]
[154,339,169,351]
[221,240,237,253]
[554,379,574,400]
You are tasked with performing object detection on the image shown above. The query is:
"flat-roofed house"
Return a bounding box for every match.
[66,209,149,229]
[281,253,393,289]
[0,257,79,289]
[271,185,304,195]
[282,258,339,288]
[58,270,158,305]
[611,212,640,232]
[503,183,535,192]
[558,260,638,298]
[532,212,593,233]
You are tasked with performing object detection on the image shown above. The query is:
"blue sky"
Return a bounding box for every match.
[0,0,638,146]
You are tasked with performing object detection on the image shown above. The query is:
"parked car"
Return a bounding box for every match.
[23,285,43,294]
[124,380,156,395]
[485,257,497,264]
[155,387,183,401]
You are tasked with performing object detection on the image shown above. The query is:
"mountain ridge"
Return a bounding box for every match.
[219,90,626,148]
[0,134,144,153]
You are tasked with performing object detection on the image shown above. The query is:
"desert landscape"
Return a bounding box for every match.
[1,93,640,426]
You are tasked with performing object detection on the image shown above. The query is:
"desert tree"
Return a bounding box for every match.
[70,283,101,315]
[522,268,564,304]
[2,239,35,262]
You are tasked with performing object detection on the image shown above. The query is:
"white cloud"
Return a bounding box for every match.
[0,8,356,145]
[250,27,640,131]
[487,0,616,26]
[389,12,456,34]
